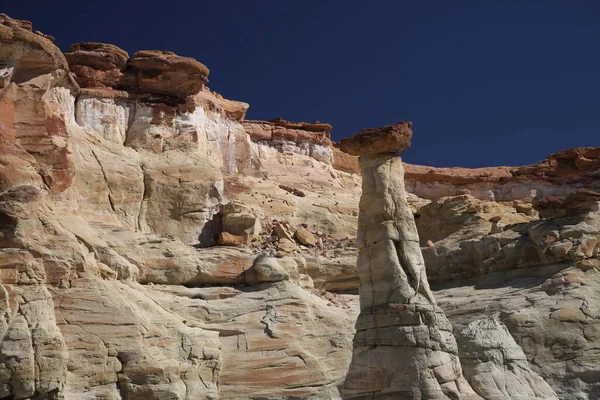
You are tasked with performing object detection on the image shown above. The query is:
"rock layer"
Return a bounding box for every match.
[0,13,362,399]
[339,121,413,156]
[65,42,129,89]
[342,125,479,399]
[332,142,600,204]
[2,12,600,400]
[0,13,68,83]
[65,43,209,102]
[403,147,600,201]
[244,118,334,165]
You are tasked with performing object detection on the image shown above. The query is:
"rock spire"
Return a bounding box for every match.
[342,122,480,399]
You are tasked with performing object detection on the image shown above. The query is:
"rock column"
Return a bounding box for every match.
[340,122,480,399]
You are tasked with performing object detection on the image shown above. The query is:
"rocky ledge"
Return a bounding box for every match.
[0,13,68,84]
[65,42,209,102]
[244,118,334,164]
[334,142,600,203]
[405,147,600,201]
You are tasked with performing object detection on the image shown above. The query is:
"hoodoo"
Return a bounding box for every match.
[341,122,480,399]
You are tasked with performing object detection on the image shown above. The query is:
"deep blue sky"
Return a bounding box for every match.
[4,1,599,167]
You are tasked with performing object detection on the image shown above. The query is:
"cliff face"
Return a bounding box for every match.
[0,14,361,400]
[404,148,600,201]
[1,13,600,400]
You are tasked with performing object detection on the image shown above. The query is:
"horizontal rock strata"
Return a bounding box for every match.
[1,11,599,400]
[244,118,334,164]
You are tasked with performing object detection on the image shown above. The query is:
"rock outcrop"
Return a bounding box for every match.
[65,42,129,89]
[415,193,536,246]
[333,142,361,174]
[342,123,480,399]
[65,43,209,102]
[0,13,67,83]
[422,189,600,282]
[2,12,600,400]
[403,147,600,201]
[333,141,600,205]
[339,121,413,156]
[244,118,334,164]
[124,50,209,101]
[457,318,557,400]
[0,14,361,399]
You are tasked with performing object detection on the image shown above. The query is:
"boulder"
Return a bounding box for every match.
[246,255,290,284]
[277,238,297,253]
[273,221,294,242]
[221,203,261,242]
[218,232,244,246]
[339,121,413,156]
[295,226,317,246]
[65,42,129,89]
[123,50,209,100]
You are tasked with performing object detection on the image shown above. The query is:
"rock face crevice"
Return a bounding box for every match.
[342,124,480,399]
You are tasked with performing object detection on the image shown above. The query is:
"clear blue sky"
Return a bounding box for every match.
[4,1,599,167]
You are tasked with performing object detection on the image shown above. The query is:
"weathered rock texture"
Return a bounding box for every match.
[2,12,600,400]
[457,318,557,400]
[244,118,334,165]
[333,142,361,174]
[0,13,365,400]
[342,126,479,399]
[0,13,67,83]
[65,43,209,102]
[430,191,600,399]
[403,147,600,202]
[339,121,413,156]
[124,50,209,100]
[65,42,129,89]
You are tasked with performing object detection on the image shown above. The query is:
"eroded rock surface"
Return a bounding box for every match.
[65,42,129,89]
[403,147,600,201]
[244,118,334,165]
[65,42,209,103]
[2,11,600,400]
[342,126,479,399]
[145,282,359,399]
[457,318,557,400]
[0,13,68,83]
[124,50,209,100]
[339,121,413,156]
[0,13,360,400]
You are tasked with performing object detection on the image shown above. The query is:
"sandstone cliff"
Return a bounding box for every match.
[1,12,599,400]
